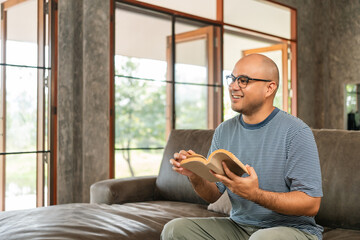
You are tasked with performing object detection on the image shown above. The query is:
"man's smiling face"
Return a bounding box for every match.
[229,56,270,116]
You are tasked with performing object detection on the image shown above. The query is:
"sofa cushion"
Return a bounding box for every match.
[312,129,360,230]
[207,191,232,215]
[0,202,226,240]
[155,129,214,204]
[322,228,360,240]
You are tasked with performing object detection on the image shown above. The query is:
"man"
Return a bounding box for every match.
[161,54,323,240]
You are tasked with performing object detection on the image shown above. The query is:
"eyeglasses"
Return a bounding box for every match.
[226,74,272,88]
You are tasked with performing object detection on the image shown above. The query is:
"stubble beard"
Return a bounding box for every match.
[232,98,264,117]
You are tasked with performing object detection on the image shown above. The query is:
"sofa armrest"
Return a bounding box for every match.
[90,176,157,204]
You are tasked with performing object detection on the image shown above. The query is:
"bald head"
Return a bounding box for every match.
[234,54,279,87]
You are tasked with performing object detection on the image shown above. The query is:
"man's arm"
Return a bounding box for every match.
[170,150,222,203]
[187,174,222,203]
[213,162,321,216]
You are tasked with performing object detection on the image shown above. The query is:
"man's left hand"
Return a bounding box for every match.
[212,162,260,201]
[211,162,321,216]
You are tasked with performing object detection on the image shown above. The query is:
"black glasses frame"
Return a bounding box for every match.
[226,74,272,88]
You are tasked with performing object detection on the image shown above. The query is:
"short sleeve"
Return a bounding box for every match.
[285,127,323,197]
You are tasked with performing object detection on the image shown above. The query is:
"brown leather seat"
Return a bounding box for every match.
[0,129,360,240]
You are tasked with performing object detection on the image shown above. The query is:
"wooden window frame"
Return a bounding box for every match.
[109,0,115,179]
[48,0,58,206]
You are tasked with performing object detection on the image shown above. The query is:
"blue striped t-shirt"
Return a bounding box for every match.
[209,108,323,240]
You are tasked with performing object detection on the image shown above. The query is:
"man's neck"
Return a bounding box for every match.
[242,106,276,125]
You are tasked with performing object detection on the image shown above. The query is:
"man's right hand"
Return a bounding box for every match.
[170,149,222,203]
[170,149,197,178]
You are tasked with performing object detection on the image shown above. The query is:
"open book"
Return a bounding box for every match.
[180,149,249,182]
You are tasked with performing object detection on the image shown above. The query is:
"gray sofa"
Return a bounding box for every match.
[0,129,359,239]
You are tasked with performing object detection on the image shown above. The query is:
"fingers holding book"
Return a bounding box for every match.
[212,162,260,201]
[170,149,197,178]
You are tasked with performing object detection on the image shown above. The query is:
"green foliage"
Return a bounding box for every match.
[175,85,207,129]
[5,68,38,197]
[115,57,166,176]
[346,84,357,113]
[6,92,37,152]
[115,57,166,148]
[6,154,36,196]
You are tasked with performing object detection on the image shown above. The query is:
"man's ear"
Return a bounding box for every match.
[266,81,277,97]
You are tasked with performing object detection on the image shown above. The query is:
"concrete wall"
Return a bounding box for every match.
[57,0,110,204]
[274,0,360,129]
[317,1,360,129]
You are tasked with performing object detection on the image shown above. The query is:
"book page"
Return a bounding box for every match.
[209,150,248,177]
[180,160,219,182]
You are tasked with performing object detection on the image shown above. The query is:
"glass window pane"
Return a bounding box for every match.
[346,84,358,113]
[115,72,166,148]
[175,38,208,129]
[175,84,207,129]
[224,0,291,39]
[44,159,49,207]
[136,0,217,20]
[1,0,49,211]
[174,20,209,129]
[5,154,36,211]
[6,66,37,152]
[6,0,37,66]
[175,19,206,35]
[45,70,50,151]
[115,6,171,80]
[176,39,207,84]
[115,5,170,178]
[345,84,360,130]
[45,11,49,69]
[115,149,163,178]
[224,29,279,72]
[115,65,166,177]
[223,69,238,120]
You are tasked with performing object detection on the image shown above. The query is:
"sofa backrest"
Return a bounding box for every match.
[312,129,360,230]
[155,128,360,230]
[155,129,214,205]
